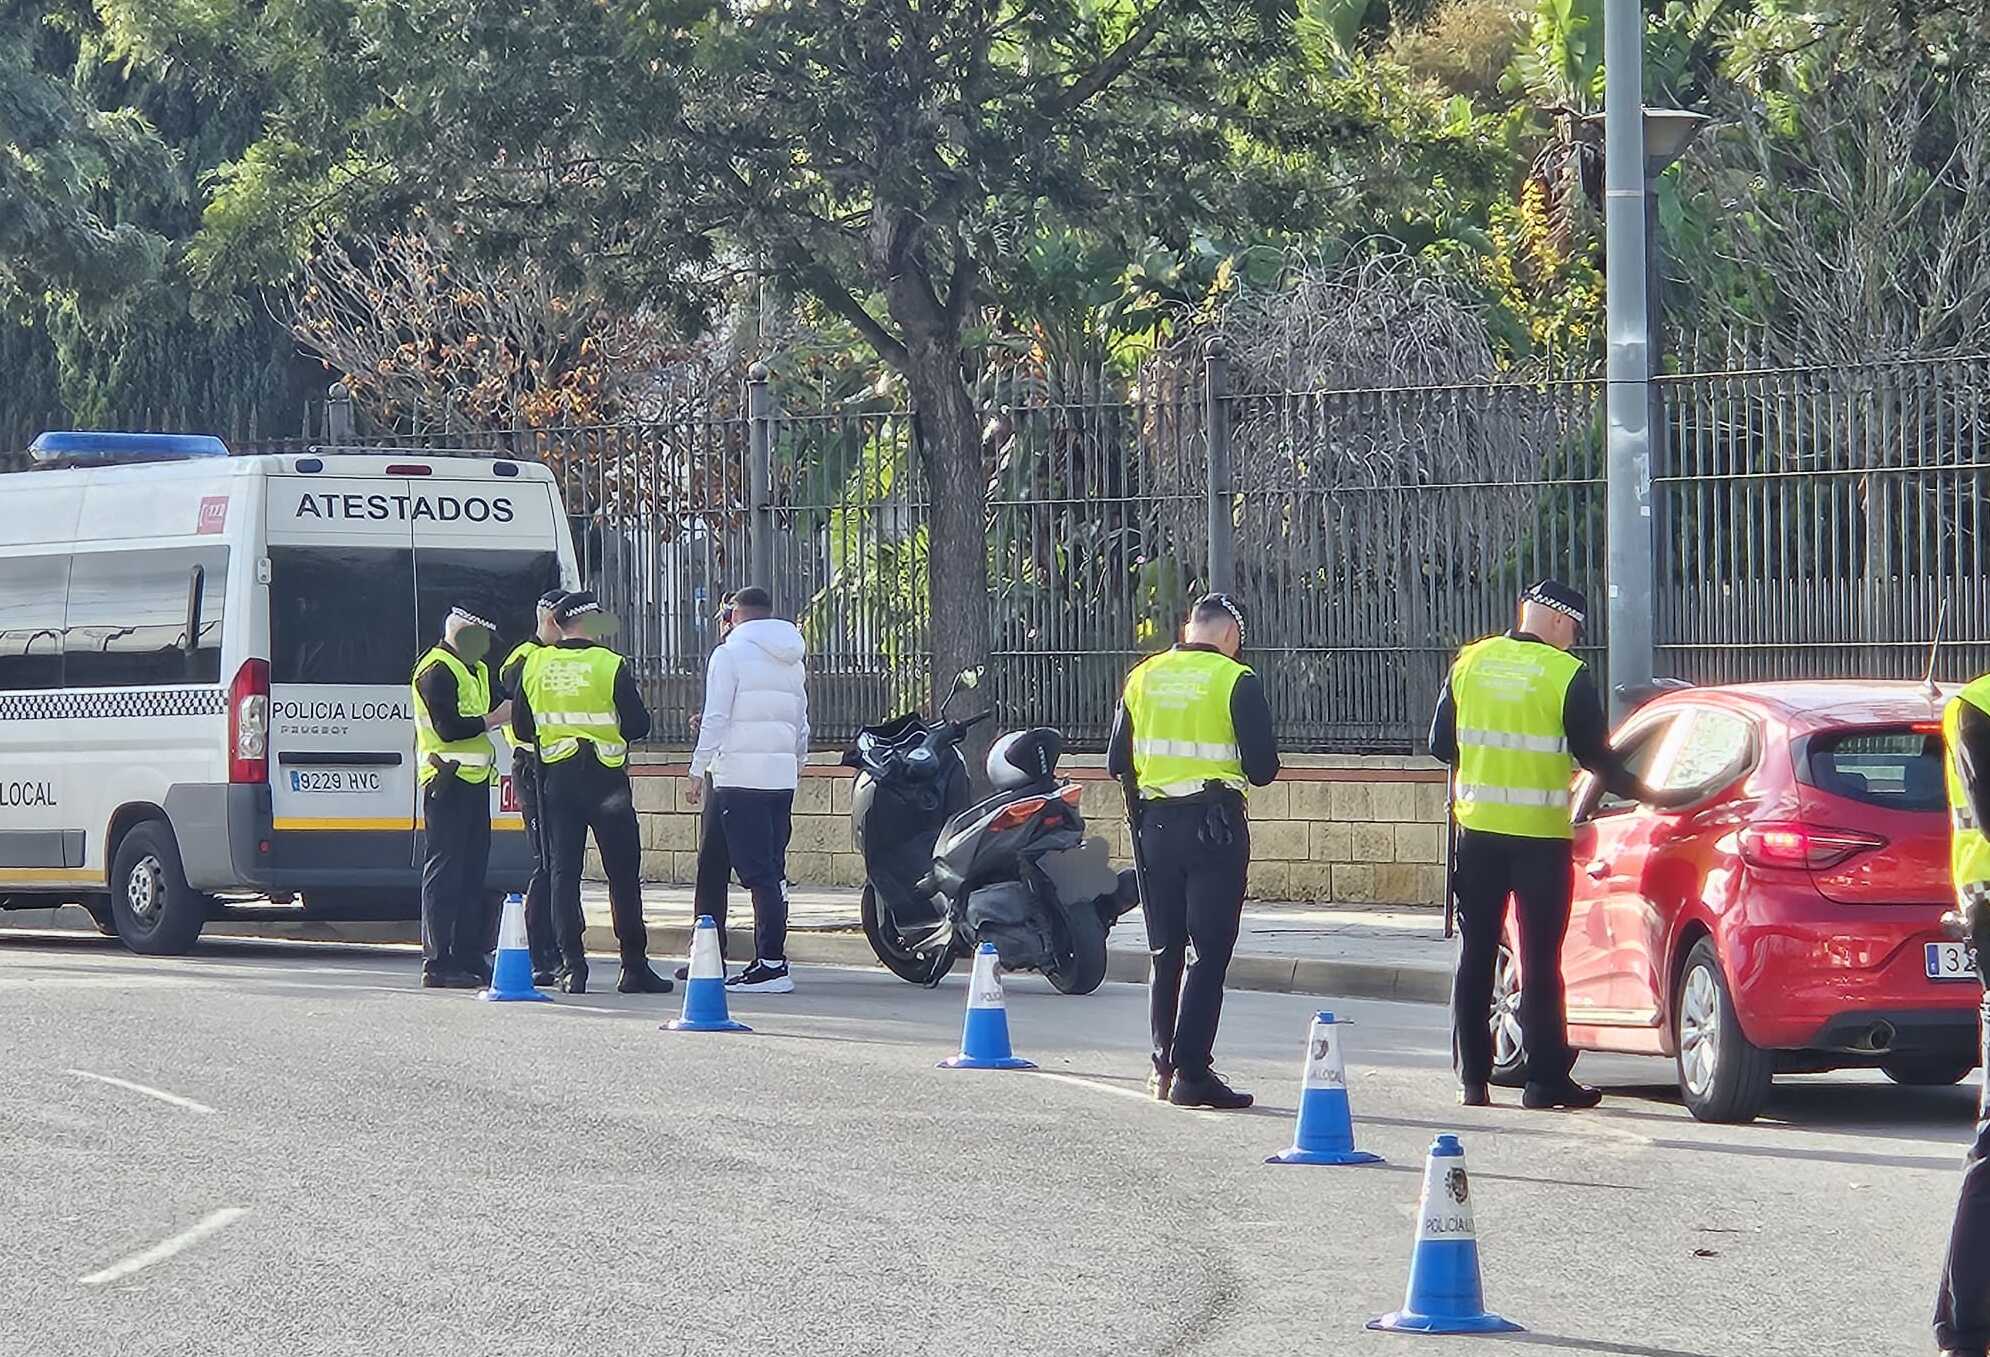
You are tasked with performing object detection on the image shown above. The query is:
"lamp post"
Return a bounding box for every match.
[1598,0,1709,717]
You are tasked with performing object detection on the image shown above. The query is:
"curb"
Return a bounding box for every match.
[6,911,1451,1004]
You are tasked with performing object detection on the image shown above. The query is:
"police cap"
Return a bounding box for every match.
[1522,579,1587,625]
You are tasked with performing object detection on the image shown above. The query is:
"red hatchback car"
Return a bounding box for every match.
[1492,680,1980,1123]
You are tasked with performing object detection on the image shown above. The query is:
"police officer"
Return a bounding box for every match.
[412,607,511,988]
[512,591,671,996]
[1934,672,1990,1357]
[1107,593,1280,1110]
[1430,580,1678,1110]
[497,589,570,985]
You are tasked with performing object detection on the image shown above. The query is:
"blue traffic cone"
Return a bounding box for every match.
[1367,1134,1523,1335]
[666,916,751,1033]
[480,893,552,1003]
[1266,1011,1382,1166]
[938,943,1035,1070]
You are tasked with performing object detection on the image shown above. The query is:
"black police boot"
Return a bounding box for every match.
[420,966,480,990]
[618,961,674,995]
[1459,1082,1490,1107]
[532,967,558,988]
[1169,1069,1253,1110]
[557,964,588,995]
[1521,1080,1603,1110]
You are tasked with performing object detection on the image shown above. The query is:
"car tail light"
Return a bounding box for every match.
[229,658,270,784]
[384,463,432,476]
[1739,821,1887,870]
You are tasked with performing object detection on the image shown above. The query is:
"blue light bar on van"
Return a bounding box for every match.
[28,431,231,463]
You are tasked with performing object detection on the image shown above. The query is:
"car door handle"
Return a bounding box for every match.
[1584,859,1609,879]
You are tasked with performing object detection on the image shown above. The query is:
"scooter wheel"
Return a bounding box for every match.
[861,884,958,985]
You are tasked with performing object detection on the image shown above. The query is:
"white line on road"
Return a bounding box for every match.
[65,1069,216,1116]
[78,1208,248,1287]
[1033,1071,1156,1105]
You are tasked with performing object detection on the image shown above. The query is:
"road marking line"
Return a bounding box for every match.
[65,1070,216,1116]
[79,1208,247,1286]
[1033,1071,1155,1104]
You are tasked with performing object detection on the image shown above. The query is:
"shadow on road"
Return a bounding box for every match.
[1497,1331,1723,1357]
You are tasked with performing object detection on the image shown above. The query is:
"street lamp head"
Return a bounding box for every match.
[1644,108,1712,173]
[1579,106,1712,174]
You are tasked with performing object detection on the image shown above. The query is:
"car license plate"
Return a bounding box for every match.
[289,769,384,794]
[1926,941,1979,982]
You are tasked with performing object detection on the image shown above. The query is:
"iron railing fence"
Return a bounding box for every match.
[230,348,1990,751]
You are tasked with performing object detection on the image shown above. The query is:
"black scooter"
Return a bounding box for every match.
[844,669,1136,994]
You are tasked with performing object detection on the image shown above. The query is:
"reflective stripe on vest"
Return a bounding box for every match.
[1944,678,1990,901]
[412,647,496,786]
[1449,634,1584,839]
[522,645,629,767]
[1122,647,1250,800]
[500,640,540,753]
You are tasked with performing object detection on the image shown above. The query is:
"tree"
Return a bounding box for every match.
[0,1,172,307]
[198,0,1432,704]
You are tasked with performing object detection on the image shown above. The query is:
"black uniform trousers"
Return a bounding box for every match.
[1451,827,1577,1089]
[691,775,731,955]
[542,750,651,971]
[1936,998,1990,1354]
[420,772,493,975]
[513,748,579,973]
[1140,795,1250,1080]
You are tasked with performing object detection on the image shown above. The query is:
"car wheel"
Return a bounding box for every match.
[1675,938,1774,1123]
[1488,943,1529,1088]
[1881,1055,1976,1087]
[109,822,208,956]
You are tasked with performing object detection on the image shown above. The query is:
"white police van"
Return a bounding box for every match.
[0,432,579,953]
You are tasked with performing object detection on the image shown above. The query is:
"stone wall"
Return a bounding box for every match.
[609,753,1450,906]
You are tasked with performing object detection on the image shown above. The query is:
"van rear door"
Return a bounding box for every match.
[407,470,567,863]
[264,477,421,866]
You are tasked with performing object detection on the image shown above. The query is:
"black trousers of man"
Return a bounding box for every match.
[1140,794,1250,1080]
[716,787,793,962]
[513,749,571,974]
[542,751,651,975]
[1936,993,1990,1355]
[692,775,732,956]
[1452,828,1576,1090]
[420,773,493,977]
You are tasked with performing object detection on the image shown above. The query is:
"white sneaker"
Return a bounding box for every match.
[725,959,793,993]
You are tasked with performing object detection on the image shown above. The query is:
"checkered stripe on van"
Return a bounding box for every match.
[0,688,229,722]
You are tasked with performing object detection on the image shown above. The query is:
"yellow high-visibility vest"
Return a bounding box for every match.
[522,645,628,767]
[1123,647,1249,799]
[1944,675,1990,902]
[1450,634,1583,839]
[412,647,495,786]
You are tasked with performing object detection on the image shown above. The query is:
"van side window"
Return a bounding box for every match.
[63,547,228,687]
[0,554,70,691]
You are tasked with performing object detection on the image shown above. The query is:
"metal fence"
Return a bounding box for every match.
[251,347,1990,752]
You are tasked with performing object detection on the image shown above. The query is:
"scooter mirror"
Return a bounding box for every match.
[959,667,983,689]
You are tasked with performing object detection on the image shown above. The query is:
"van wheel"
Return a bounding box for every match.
[110,822,207,955]
[1676,938,1774,1123]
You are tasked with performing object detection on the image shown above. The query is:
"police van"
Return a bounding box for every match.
[0,432,579,953]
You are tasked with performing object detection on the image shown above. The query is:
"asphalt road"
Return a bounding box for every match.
[0,933,1974,1357]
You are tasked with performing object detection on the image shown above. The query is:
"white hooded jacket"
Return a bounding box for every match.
[688,617,810,791]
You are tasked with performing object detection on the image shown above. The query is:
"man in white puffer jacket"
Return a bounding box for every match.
[686,586,809,993]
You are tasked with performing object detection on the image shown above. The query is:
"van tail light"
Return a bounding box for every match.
[1739,821,1887,871]
[988,783,1084,833]
[229,658,270,784]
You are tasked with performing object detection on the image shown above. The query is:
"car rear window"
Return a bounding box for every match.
[1806,728,1945,812]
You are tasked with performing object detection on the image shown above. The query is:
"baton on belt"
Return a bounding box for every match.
[1443,773,1458,941]
[1119,766,1154,912]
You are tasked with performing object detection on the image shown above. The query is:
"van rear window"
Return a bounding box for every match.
[271,547,417,686]
[1806,729,1945,812]
[271,546,561,687]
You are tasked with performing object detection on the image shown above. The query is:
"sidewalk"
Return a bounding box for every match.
[591,884,1455,1004]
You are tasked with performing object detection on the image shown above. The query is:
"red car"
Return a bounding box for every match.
[1492,680,1979,1123]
